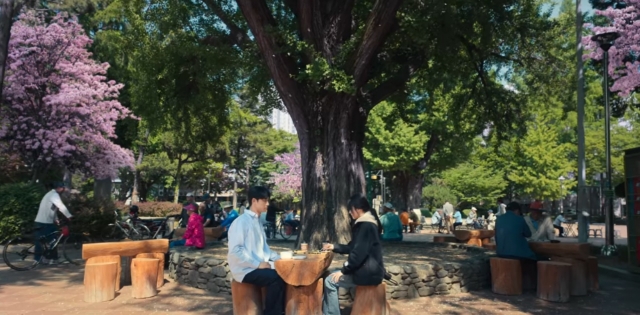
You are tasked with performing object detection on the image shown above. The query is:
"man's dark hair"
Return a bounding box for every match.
[248,186,271,205]
[506,201,521,212]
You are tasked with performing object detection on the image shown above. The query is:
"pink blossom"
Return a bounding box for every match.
[0,11,135,179]
[269,143,302,200]
[583,2,640,97]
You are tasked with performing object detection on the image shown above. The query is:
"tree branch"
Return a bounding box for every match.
[201,0,250,49]
[351,0,404,87]
[367,57,425,106]
[235,0,308,133]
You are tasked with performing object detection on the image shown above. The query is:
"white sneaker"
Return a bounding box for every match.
[48,259,59,265]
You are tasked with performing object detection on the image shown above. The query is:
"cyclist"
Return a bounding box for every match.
[34,181,73,264]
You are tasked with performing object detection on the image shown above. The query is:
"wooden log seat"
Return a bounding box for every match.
[351,283,391,315]
[173,227,224,241]
[86,255,121,291]
[433,236,458,243]
[454,230,495,247]
[550,257,588,296]
[528,242,590,261]
[84,262,118,303]
[131,258,160,299]
[537,261,571,302]
[135,252,165,288]
[490,257,522,295]
[587,256,599,292]
[231,280,265,315]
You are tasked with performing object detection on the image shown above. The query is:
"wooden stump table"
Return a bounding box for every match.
[275,252,334,315]
[551,257,588,296]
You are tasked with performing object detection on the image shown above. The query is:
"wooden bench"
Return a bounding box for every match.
[528,242,590,261]
[537,261,571,302]
[433,236,458,243]
[82,239,168,292]
[351,283,391,315]
[454,230,495,247]
[490,257,522,295]
[231,280,266,315]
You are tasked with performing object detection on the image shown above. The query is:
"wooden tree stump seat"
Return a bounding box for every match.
[551,257,588,296]
[84,262,118,303]
[231,280,265,315]
[86,255,121,291]
[454,230,495,247]
[131,258,159,299]
[482,243,496,250]
[351,283,391,315]
[136,252,165,288]
[587,256,599,292]
[537,261,571,302]
[490,257,522,295]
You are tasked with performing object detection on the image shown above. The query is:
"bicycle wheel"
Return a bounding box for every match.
[3,235,41,271]
[131,224,151,240]
[279,223,294,240]
[63,233,91,265]
[100,225,123,242]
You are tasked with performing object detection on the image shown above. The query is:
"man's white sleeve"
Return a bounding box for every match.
[52,193,73,218]
[228,220,261,270]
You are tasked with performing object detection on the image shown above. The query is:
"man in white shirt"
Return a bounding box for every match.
[442,201,454,234]
[553,212,567,237]
[524,201,555,242]
[497,198,507,216]
[227,186,283,315]
[34,182,73,263]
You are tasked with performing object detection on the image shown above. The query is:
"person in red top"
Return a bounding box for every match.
[170,203,205,249]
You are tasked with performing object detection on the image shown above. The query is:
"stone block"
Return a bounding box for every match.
[450,283,461,294]
[418,286,435,297]
[212,265,226,277]
[410,272,419,279]
[388,265,403,274]
[411,278,421,284]
[391,291,408,298]
[195,257,207,266]
[198,266,211,273]
[206,258,223,266]
[391,274,402,283]
[403,265,415,274]
[213,278,226,287]
[415,282,425,288]
[460,285,469,293]
[396,285,409,291]
[188,270,199,285]
[435,283,449,292]
[197,277,208,284]
[408,285,419,299]
[450,276,460,282]
[403,278,412,285]
[401,273,409,280]
[199,272,212,279]
[437,269,448,278]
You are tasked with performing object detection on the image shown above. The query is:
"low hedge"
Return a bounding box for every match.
[0,182,46,242]
[115,201,182,217]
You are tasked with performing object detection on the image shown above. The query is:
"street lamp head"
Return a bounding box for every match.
[558,175,565,182]
[591,32,620,51]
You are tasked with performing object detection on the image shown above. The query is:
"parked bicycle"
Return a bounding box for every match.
[3,223,88,271]
[101,210,151,241]
[277,214,299,240]
[136,214,181,239]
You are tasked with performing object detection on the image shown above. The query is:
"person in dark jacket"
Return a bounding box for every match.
[321,193,385,315]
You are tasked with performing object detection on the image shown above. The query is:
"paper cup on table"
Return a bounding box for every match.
[301,243,308,251]
[280,251,293,259]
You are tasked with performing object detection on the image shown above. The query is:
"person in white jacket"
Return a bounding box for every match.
[34,182,73,264]
[524,201,554,242]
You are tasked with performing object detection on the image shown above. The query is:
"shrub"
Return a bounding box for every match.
[66,196,117,239]
[115,201,182,217]
[420,209,433,218]
[0,182,46,242]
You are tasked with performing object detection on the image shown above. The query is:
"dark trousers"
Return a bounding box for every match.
[554,225,565,236]
[34,222,58,261]
[453,222,462,230]
[242,269,285,315]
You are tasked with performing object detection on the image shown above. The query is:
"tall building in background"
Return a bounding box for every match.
[270,108,297,134]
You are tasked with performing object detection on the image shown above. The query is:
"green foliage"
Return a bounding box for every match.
[420,209,433,218]
[0,183,46,241]
[441,160,507,205]
[421,180,458,209]
[66,197,117,239]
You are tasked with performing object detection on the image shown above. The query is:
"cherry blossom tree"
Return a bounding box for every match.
[270,143,302,202]
[0,11,135,182]
[583,2,640,97]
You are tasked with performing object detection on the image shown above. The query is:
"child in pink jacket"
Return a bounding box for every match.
[170,203,205,249]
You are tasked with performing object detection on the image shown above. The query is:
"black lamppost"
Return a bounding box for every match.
[591,31,620,255]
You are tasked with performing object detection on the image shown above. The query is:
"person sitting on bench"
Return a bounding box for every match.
[227,186,284,315]
[553,212,567,237]
[452,209,463,231]
[170,203,205,249]
[495,202,539,261]
[524,201,555,242]
[379,203,402,241]
[322,193,385,315]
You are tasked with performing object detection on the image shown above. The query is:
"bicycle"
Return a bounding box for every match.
[137,214,181,239]
[2,223,88,271]
[278,217,299,240]
[101,210,151,241]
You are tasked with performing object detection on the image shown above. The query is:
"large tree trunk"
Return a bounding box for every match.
[390,171,423,211]
[0,0,15,100]
[297,97,367,247]
[94,178,113,201]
